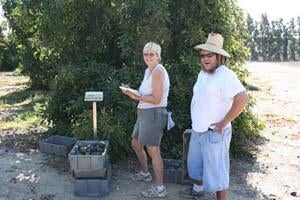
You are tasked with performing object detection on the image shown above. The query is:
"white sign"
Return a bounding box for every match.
[84,91,103,102]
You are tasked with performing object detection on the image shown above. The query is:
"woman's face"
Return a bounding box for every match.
[143,51,160,68]
[199,50,218,73]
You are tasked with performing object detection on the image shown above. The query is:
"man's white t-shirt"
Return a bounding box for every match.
[191,65,246,132]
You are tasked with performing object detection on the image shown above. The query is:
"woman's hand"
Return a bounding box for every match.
[122,90,141,101]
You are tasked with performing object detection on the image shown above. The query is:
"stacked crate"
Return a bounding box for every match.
[162,129,193,184]
[39,135,77,157]
[182,129,193,184]
[68,140,110,197]
[163,158,184,184]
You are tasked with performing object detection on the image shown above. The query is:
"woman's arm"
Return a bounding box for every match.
[136,68,164,104]
[124,68,164,104]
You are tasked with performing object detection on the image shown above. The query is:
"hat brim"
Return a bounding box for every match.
[194,43,230,57]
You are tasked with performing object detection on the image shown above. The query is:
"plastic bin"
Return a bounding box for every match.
[182,129,193,184]
[72,156,109,178]
[69,140,109,172]
[163,159,184,184]
[39,135,77,157]
[74,164,111,197]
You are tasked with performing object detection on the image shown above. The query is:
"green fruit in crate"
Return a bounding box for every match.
[75,141,107,155]
[174,162,183,170]
[96,144,104,154]
[79,146,87,154]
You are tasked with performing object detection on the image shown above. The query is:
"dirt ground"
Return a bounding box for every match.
[0,62,299,200]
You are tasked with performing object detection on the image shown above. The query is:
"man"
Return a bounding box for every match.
[180,33,248,200]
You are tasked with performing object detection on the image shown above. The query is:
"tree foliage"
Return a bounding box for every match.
[246,14,300,61]
[0,18,18,71]
[2,0,263,161]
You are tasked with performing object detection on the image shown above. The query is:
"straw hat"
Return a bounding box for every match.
[193,33,230,57]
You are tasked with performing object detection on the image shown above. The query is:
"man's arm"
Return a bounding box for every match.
[211,91,249,132]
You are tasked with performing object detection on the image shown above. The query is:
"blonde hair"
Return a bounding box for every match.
[143,42,161,61]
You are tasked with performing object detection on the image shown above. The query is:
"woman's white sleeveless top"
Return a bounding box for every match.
[138,64,170,109]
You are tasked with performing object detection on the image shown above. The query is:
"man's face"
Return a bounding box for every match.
[199,50,217,73]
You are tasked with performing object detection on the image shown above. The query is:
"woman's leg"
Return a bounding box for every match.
[146,145,163,185]
[131,138,148,172]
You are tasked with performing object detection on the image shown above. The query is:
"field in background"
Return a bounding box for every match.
[0,72,47,132]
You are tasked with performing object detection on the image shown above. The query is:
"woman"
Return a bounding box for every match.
[121,42,169,198]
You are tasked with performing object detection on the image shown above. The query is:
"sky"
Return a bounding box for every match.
[238,0,300,22]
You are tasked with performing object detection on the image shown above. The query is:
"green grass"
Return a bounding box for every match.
[0,72,48,132]
[0,103,46,131]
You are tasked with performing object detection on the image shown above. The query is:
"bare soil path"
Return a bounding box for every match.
[234,62,300,200]
[0,62,299,200]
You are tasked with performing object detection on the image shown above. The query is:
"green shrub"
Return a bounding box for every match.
[44,60,140,160]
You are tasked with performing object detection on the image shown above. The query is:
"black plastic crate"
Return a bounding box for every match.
[163,159,184,184]
[39,135,77,157]
[74,164,111,197]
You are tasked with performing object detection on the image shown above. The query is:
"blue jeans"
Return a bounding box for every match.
[187,127,232,192]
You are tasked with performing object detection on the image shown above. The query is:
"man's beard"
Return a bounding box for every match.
[202,65,218,74]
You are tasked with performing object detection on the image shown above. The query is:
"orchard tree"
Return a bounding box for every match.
[288,18,297,61]
[271,20,283,61]
[246,14,258,60]
[296,17,300,59]
[0,26,5,69]
[259,14,273,61]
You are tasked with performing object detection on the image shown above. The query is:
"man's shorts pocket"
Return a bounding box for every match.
[208,131,224,143]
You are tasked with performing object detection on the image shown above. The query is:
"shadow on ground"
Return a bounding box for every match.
[227,134,274,199]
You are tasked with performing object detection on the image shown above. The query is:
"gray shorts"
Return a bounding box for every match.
[131,107,168,146]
